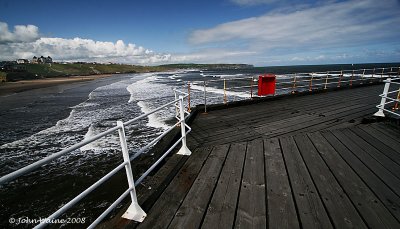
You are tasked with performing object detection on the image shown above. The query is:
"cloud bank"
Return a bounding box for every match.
[0,22,172,64]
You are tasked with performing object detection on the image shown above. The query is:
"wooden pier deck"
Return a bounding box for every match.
[124,84,400,229]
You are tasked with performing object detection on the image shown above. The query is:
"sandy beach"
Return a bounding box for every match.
[0,74,113,96]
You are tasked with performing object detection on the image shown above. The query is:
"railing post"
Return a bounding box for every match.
[350,70,354,87]
[174,89,179,119]
[337,70,343,87]
[361,69,365,84]
[374,78,391,117]
[177,96,192,155]
[223,79,227,104]
[309,73,314,91]
[324,72,329,89]
[392,87,400,111]
[187,81,191,112]
[250,77,254,99]
[116,121,147,222]
[292,73,297,93]
[203,81,207,113]
[371,68,375,83]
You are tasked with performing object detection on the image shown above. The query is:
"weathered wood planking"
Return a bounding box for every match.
[309,132,400,227]
[202,142,247,229]
[280,136,333,229]
[168,144,229,229]
[264,138,299,229]
[136,147,213,229]
[234,139,266,228]
[294,134,367,229]
[131,84,400,229]
[331,129,400,196]
[322,131,400,221]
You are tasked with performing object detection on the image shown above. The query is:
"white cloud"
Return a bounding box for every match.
[0,22,40,44]
[0,21,173,65]
[191,0,400,53]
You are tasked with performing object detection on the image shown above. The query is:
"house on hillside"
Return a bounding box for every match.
[17,59,29,64]
[45,56,53,63]
[32,56,53,64]
[32,56,38,64]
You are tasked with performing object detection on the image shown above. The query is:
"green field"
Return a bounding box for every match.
[0,63,172,81]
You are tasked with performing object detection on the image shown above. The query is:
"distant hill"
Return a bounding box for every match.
[0,63,170,81]
[0,62,255,82]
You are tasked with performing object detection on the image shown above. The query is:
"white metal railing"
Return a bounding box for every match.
[0,90,192,228]
[374,78,400,118]
[188,67,400,113]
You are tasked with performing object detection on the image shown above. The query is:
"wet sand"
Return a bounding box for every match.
[0,75,112,96]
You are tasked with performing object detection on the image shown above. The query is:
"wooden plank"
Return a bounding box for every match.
[359,125,400,153]
[137,146,213,229]
[341,128,400,179]
[168,144,229,229]
[280,136,333,229]
[371,123,400,142]
[202,142,247,228]
[322,131,400,223]
[302,107,376,132]
[264,138,300,229]
[326,130,400,196]
[294,134,367,229]
[234,139,266,228]
[259,105,374,138]
[308,132,400,228]
[351,127,400,165]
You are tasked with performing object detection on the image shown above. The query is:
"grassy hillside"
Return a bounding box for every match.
[1,63,171,81]
[26,63,168,77]
[1,63,255,82]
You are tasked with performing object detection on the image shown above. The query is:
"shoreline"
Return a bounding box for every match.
[0,74,113,96]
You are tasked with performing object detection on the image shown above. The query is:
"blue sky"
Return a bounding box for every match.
[0,0,399,66]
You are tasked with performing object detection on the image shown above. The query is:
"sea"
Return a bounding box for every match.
[0,63,398,228]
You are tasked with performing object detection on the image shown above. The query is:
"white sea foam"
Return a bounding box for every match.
[126,73,174,130]
[80,124,102,152]
[0,75,149,171]
[137,101,169,130]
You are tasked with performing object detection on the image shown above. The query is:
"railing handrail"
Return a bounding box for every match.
[374,78,400,118]
[187,66,399,112]
[1,90,192,228]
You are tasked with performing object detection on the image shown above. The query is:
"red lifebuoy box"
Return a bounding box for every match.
[258,74,276,96]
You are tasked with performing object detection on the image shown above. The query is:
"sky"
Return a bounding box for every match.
[0,0,399,66]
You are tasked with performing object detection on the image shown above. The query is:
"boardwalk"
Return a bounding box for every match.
[120,84,400,229]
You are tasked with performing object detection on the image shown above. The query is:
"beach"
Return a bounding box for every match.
[0,74,113,96]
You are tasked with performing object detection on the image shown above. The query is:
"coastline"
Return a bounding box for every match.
[0,74,113,96]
